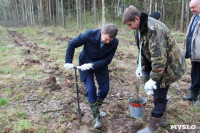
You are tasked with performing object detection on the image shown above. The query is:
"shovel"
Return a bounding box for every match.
[73,65,81,125]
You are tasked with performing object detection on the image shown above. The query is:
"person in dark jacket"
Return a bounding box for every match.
[182,0,200,106]
[64,24,118,129]
[150,12,161,20]
[122,5,186,133]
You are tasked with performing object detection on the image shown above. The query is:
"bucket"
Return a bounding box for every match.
[128,97,147,119]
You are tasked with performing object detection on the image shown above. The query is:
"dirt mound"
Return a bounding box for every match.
[56,35,72,42]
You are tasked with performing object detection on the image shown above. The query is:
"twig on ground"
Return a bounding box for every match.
[42,108,63,113]
[173,83,185,96]
[18,99,47,104]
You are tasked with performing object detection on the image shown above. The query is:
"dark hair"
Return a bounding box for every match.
[102,24,118,38]
[122,5,141,24]
[149,12,161,20]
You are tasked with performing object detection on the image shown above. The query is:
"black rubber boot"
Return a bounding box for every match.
[193,96,200,106]
[182,90,198,101]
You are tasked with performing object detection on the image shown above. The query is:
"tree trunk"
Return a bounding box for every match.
[61,0,66,28]
[49,0,52,25]
[149,0,152,14]
[102,0,106,27]
[83,0,87,28]
[162,0,166,22]
[143,0,147,13]
[180,0,185,32]
[94,0,96,26]
[15,0,20,26]
[40,0,43,25]
[175,1,180,30]
[186,0,189,30]
[110,0,115,21]
[24,0,28,26]
[29,0,32,25]
[79,0,82,29]
[56,0,60,26]
[76,0,80,28]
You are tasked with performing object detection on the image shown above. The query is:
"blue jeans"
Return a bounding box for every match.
[84,71,109,103]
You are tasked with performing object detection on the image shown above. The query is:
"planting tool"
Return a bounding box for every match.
[73,65,81,125]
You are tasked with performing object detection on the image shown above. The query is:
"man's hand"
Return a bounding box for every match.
[136,67,143,79]
[64,63,74,70]
[144,79,157,95]
[77,63,93,71]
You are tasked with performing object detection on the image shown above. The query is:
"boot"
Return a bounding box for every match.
[89,102,102,129]
[146,111,167,127]
[97,98,106,117]
[193,96,200,106]
[160,111,167,127]
[96,98,104,108]
[94,117,102,129]
[182,90,198,101]
[137,116,162,133]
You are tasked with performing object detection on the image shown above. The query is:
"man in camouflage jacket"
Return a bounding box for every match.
[122,5,186,133]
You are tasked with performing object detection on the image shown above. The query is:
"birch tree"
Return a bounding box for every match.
[102,0,106,27]
[94,0,97,26]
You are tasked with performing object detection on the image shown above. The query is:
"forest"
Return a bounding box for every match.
[0,0,192,31]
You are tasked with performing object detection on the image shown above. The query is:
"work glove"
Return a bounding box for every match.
[136,67,143,79]
[63,63,74,70]
[144,79,157,95]
[77,63,93,71]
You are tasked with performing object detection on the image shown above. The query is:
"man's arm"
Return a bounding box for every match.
[65,30,90,63]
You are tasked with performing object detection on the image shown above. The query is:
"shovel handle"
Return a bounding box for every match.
[73,65,77,69]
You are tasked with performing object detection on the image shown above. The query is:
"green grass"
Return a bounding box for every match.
[14,119,33,132]
[0,68,13,74]
[13,92,25,101]
[15,111,28,119]
[39,126,47,133]
[0,98,9,106]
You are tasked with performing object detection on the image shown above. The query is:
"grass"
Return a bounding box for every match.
[13,119,33,132]
[0,98,9,106]
[39,126,47,133]
[0,68,13,74]
[15,111,28,119]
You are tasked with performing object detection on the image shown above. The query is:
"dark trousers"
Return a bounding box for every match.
[84,70,109,103]
[190,61,200,93]
[151,82,169,118]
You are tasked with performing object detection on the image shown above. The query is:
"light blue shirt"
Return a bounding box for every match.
[100,40,104,48]
[191,14,200,32]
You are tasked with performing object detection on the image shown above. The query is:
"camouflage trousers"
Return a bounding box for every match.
[89,98,104,118]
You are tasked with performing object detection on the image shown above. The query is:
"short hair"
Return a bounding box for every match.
[102,24,118,38]
[150,12,161,20]
[122,5,141,24]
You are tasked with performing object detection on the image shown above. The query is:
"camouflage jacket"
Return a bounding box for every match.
[137,13,186,88]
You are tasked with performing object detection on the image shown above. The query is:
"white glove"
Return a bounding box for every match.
[136,67,143,79]
[77,63,93,71]
[64,63,74,70]
[144,79,157,95]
